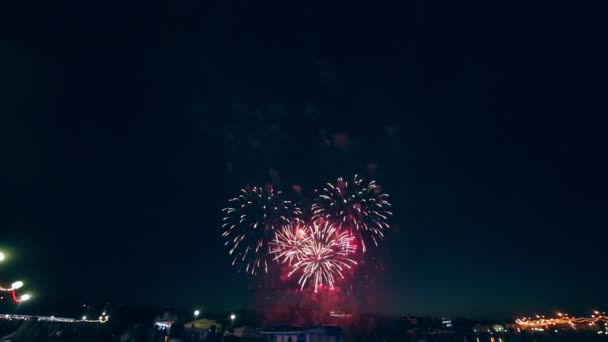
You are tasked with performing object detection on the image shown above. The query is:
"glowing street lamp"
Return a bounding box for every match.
[82,316,87,320]
[0,251,4,262]
[194,310,200,322]
[11,281,24,290]
[20,294,31,302]
[230,314,236,328]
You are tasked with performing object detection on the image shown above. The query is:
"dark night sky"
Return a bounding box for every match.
[1,1,606,319]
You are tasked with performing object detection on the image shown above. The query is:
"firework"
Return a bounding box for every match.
[222,185,302,275]
[288,221,357,292]
[270,223,310,265]
[312,175,391,252]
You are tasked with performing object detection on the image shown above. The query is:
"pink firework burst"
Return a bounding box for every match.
[288,221,357,293]
[270,223,310,265]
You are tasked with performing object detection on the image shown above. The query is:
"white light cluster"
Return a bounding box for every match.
[0,314,106,323]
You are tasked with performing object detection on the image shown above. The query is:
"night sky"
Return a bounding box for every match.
[1,1,606,319]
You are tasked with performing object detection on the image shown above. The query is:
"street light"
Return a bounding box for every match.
[194,310,200,322]
[20,294,31,302]
[11,281,24,290]
[230,314,236,329]
[82,316,87,320]
[0,251,4,262]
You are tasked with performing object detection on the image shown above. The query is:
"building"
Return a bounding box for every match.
[261,326,343,342]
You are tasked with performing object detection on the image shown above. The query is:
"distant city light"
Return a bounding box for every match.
[517,310,607,331]
[0,314,107,324]
[330,311,352,318]
[82,316,87,320]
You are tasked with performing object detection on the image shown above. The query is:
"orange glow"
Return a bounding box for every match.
[516,311,608,331]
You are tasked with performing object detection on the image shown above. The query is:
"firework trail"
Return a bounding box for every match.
[222,185,302,275]
[312,175,391,252]
[288,221,357,293]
